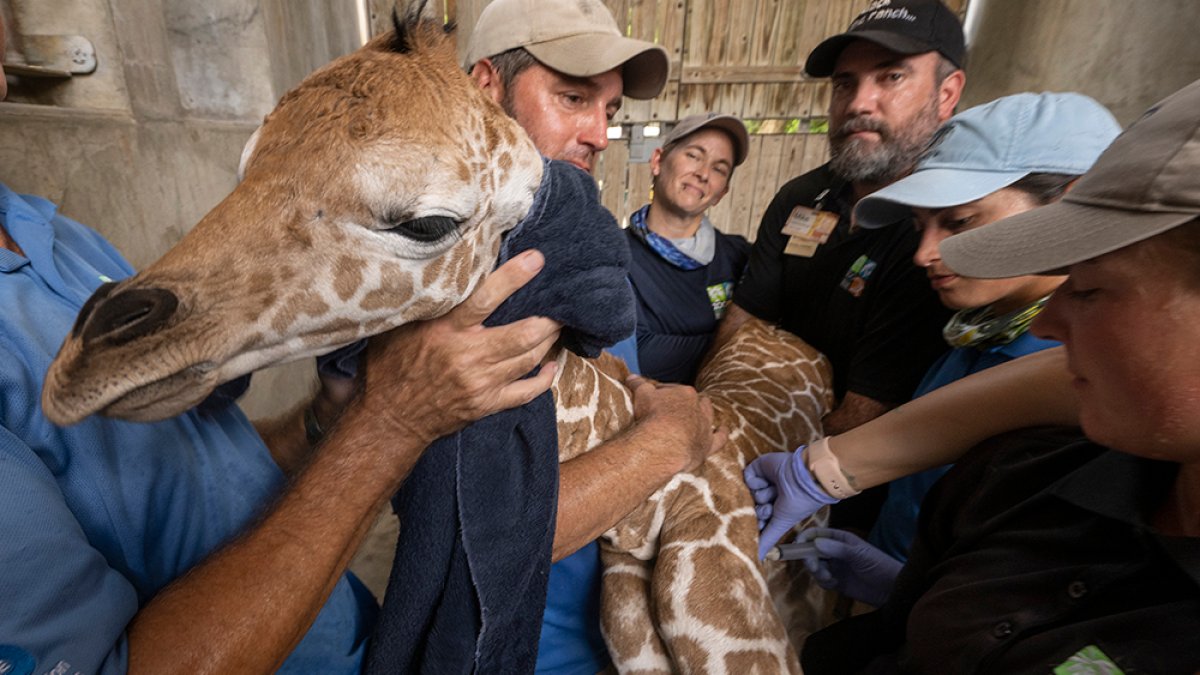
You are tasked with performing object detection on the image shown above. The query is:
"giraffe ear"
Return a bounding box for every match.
[390,0,452,53]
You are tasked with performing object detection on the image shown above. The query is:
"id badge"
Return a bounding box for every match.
[782,205,839,258]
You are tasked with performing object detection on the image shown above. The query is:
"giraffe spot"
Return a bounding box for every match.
[404,295,453,320]
[724,648,783,674]
[457,159,471,183]
[664,636,711,673]
[271,291,331,334]
[683,546,778,639]
[497,151,512,171]
[420,254,448,289]
[360,263,415,312]
[333,255,366,302]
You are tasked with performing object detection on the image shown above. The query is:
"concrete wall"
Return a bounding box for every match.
[963,0,1200,124]
[1,0,363,419]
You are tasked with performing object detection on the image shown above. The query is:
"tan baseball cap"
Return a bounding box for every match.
[941,77,1200,279]
[463,0,670,100]
[662,113,750,167]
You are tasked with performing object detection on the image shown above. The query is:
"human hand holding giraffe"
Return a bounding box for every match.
[353,249,561,446]
[626,374,728,474]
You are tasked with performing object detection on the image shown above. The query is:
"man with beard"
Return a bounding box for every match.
[712,0,966,532]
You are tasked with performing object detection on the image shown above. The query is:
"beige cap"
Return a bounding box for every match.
[941,78,1200,279]
[463,0,669,100]
[662,113,750,167]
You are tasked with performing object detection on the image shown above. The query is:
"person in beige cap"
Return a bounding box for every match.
[461,3,721,673]
[746,79,1200,672]
[464,0,668,173]
[624,113,751,384]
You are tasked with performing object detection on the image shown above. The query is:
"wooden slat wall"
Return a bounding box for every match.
[441,0,968,239]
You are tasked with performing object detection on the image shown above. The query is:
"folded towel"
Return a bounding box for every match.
[364,158,634,674]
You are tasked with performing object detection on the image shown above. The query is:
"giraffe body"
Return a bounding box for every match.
[555,318,833,674]
[40,9,834,672]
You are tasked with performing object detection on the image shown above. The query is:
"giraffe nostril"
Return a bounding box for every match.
[79,287,180,346]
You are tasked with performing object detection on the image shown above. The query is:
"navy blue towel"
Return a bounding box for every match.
[361,158,633,674]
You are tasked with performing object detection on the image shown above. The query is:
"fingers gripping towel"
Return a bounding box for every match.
[364,159,635,674]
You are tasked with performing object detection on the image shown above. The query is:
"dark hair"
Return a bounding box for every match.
[1008,173,1080,206]
[470,46,540,116]
[1155,217,1200,287]
[934,55,960,85]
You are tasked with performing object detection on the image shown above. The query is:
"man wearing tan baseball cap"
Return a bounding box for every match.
[465,0,668,174]
[462,3,721,674]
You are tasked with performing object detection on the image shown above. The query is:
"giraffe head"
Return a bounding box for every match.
[41,3,543,425]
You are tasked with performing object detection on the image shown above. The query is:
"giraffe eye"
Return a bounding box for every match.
[382,215,459,243]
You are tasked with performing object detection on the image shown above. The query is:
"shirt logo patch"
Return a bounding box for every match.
[839,255,877,298]
[0,645,35,675]
[707,281,735,319]
[1053,645,1125,675]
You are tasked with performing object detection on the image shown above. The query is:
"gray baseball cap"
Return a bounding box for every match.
[941,78,1200,278]
[463,0,670,100]
[662,113,750,167]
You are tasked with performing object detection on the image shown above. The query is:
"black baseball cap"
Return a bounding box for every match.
[805,0,965,78]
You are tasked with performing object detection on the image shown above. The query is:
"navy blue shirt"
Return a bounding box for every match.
[627,226,749,384]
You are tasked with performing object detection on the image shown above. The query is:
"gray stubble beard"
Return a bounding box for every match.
[828,94,942,185]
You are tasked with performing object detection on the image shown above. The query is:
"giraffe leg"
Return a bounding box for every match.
[600,546,673,674]
[649,483,801,675]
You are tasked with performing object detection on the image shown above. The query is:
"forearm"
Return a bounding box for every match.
[253,399,314,476]
[552,423,685,560]
[127,406,421,674]
[831,347,1077,491]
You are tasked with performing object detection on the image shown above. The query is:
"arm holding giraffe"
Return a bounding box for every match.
[125,252,562,674]
[551,375,728,560]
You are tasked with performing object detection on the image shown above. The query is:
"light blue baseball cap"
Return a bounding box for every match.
[854,92,1122,229]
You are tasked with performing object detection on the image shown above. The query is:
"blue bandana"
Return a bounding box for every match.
[628,205,704,271]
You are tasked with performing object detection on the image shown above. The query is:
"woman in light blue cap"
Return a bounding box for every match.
[850,92,1124,562]
[746,92,1122,569]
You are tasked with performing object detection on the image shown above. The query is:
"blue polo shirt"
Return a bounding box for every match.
[0,184,374,675]
[869,331,1059,561]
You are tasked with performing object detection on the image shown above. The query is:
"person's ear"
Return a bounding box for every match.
[710,185,730,207]
[650,147,663,177]
[469,58,505,106]
[936,69,965,122]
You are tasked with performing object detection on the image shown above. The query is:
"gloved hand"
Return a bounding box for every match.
[743,447,839,560]
[795,527,902,607]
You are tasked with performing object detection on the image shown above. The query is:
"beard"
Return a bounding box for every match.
[828,95,942,184]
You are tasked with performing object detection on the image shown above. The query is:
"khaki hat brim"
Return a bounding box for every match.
[526,33,669,100]
[940,198,1198,279]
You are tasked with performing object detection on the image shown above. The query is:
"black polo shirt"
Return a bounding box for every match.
[735,164,950,403]
[802,427,1200,674]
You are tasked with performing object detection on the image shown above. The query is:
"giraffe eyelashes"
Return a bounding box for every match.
[381,215,461,243]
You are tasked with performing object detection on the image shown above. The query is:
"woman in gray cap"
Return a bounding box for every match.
[747,78,1200,672]
[625,113,752,384]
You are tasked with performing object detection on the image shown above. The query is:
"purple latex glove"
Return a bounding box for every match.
[796,527,902,607]
[743,448,839,560]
